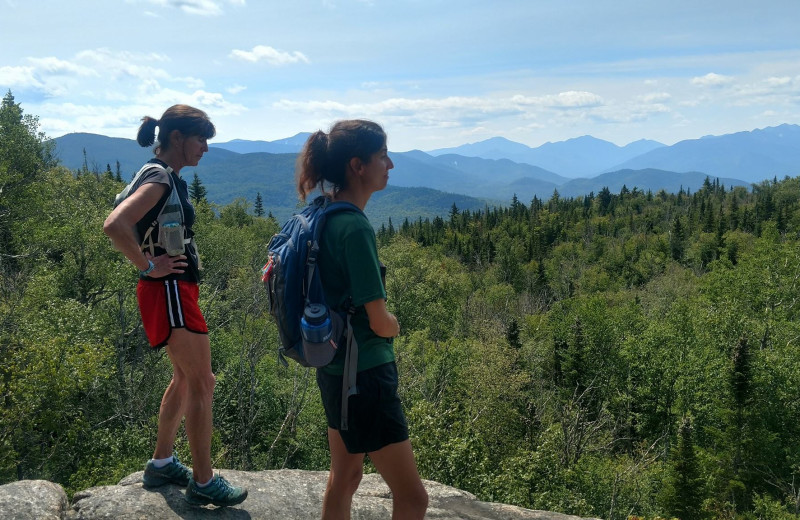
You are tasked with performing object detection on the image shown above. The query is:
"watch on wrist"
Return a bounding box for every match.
[140,259,156,276]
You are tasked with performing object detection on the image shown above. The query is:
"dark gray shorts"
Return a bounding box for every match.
[317,362,409,454]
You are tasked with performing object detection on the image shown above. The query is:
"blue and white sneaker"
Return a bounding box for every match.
[185,474,248,507]
[142,455,192,488]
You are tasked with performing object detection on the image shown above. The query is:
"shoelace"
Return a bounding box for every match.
[215,476,234,494]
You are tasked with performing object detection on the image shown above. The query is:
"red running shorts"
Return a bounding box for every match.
[137,279,209,348]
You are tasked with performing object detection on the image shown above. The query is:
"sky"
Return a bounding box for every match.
[2,0,799,152]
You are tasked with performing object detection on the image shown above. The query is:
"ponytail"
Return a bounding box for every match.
[296,130,331,201]
[136,116,159,148]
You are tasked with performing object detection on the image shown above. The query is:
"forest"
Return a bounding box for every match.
[3,90,800,519]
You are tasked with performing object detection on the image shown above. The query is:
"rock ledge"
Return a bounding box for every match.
[1,469,600,519]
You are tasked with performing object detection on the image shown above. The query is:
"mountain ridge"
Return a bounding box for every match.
[428,134,667,177]
[208,124,800,183]
[53,124,798,225]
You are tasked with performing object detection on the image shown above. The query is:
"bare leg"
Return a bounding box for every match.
[321,428,365,520]
[369,440,428,520]
[153,364,188,459]
[164,328,215,483]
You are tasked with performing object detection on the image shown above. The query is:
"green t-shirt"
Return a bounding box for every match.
[318,210,394,375]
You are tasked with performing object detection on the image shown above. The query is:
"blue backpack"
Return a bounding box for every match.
[262,195,360,429]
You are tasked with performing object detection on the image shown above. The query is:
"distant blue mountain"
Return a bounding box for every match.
[607,124,800,183]
[429,135,666,178]
[390,152,564,200]
[211,132,312,154]
[428,125,800,184]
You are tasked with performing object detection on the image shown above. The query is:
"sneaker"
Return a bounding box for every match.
[185,475,248,507]
[142,455,192,488]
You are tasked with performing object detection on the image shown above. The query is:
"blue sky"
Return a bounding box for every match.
[2,0,799,151]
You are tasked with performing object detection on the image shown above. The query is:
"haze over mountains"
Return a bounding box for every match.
[54,124,800,225]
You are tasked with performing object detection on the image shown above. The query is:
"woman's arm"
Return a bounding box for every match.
[364,298,400,338]
[103,182,186,274]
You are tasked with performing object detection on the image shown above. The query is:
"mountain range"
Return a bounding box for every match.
[427,135,666,178]
[53,124,800,225]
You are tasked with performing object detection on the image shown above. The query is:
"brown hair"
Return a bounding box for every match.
[296,119,386,201]
[136,104,216,152]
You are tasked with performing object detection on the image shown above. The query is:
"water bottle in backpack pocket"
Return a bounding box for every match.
[299,303,344,367]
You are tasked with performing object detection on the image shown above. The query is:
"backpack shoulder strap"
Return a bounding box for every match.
[308,197,364,432]
[305,197,362,299]
[114,162,173,208]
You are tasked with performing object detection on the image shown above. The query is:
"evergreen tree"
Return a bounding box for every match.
[254,192,264,217]
[670,216,685,261]
[665,416,703,520]
[81,147,89,175]
[449,202,459,224]
[506,318,521,349]
[188,172,207,204]
[730,335,751,502]
[598,186,612,215]
[563,318,586,395]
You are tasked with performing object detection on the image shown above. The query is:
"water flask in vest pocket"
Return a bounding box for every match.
[159,222,186,256]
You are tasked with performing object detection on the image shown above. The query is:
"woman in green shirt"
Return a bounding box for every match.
[296,120,428,519]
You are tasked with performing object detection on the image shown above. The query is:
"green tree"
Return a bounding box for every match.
[670,216,685,261]
[663,417,703,519]
[254,192,265,217]
[188,172,207,204]
[0,90,54,273]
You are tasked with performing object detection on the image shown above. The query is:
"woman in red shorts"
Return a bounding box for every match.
[103,105,246,507]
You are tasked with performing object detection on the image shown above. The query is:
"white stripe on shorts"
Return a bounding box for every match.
[164,280,185,328]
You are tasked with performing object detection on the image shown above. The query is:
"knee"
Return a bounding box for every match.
[330,466,363,496]
[169,374,189,401]
[187,371,216,400]
[398,483,428,518]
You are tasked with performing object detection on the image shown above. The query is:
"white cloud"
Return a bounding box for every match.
[37,86,248,139]
[226,84,247,94]
[133,0,222,16]
[512,91,604,108]
[0,65,42,90]
[273,92,603,125]
[0,58,96,97]
[26,57,96,77]
[174,0,223,16]
[129,0,243,15]
[229,45,310,66]
[764,76,792,87]
[638,92,672,103]
[691,72,734,87]
[73,48,205,90]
